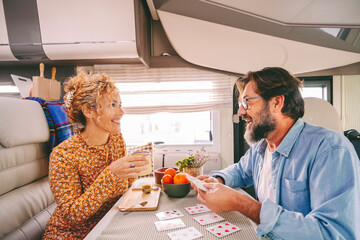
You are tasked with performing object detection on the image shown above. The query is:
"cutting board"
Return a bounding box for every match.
[118,187,161,211]
[31,64,61,101]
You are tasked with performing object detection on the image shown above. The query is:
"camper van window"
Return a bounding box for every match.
[0,83,21,97]
[300,76,332,103]
[121,111,213,146]
[302,84,328,101]
[109,69,231,147]
[114,80,217,146]
[0,84,19,94]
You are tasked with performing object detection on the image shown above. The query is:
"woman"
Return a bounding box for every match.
[42,72,148,239]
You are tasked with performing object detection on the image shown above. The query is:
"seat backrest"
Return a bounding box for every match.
[302,97,343,133]
[0,97,56,240]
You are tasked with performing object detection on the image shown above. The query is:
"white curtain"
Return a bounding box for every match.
[94,64,233,114]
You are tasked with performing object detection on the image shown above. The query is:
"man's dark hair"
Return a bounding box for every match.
[237,67,304,120]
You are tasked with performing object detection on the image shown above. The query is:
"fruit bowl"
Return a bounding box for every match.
[162,181,191,198]
[154,167,179,186]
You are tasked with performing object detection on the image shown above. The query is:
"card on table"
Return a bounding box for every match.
[167,226,203,240]
[206,221,241,238]
[185,204,211,215]
[156,209,184,220]
[154,218,186,232]
[185,173,210,192]
[193,212,224,225]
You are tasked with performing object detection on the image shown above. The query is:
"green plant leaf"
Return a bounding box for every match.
[175,156,196,172]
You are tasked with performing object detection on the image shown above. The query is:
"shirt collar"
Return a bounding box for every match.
[276,118,304,157]
[255,118,305,157]
[255,139,267,155]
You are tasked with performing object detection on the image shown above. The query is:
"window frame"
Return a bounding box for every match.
[299,76,333,104]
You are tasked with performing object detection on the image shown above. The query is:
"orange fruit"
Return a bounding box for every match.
[162,174,173,184]
[164,168,177,178]
[173,173,190,184]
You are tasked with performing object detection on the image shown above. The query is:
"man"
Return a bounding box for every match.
[192,67,360,239]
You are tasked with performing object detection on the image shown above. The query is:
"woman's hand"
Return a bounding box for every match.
[108,155,149,179]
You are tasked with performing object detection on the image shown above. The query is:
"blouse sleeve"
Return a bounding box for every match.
[49,144,131,224]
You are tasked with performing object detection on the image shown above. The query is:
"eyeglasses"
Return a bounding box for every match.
[239,96,262,110]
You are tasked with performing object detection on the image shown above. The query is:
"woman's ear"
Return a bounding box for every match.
[271,95,285,113]
[82,106,95,119]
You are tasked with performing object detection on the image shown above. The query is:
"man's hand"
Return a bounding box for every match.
[196,183,239,212]
[197,182,261,224]
[198,175,222,183]
[191,175,221,192]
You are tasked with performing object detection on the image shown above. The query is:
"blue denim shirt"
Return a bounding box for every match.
[210,119,360,239]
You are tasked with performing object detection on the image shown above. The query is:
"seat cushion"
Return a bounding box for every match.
[0,97,49,148]
[0,177,55,239]
[0,142,49,195]
[0,203,56,240]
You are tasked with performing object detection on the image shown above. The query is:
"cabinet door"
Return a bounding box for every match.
[37,0,138,60]
[0,1,18,61]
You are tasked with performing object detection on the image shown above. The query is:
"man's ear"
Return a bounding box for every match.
[271,95,285,113]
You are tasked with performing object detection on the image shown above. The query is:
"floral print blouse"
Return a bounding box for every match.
[42,132,135,239]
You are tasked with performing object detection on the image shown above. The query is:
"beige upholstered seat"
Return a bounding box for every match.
[302,97,343,133]
[0,97,56,240]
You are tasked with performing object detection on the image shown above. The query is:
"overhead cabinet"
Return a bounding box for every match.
[1,0,148,64]
[0,1,18,61]
[37,0,139,60]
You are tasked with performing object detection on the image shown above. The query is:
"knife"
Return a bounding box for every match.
[120,201,148,212]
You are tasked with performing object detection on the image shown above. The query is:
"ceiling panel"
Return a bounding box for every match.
[158,10,360,74]
[207,0,360,26]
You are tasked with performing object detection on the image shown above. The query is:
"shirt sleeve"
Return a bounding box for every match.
[49,147,131,225]
[257,145,360,239]
[210,148,256,188]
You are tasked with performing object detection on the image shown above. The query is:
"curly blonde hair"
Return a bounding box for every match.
[63,72,119,127]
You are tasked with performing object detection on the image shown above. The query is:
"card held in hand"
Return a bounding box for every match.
[185,173,210,192]
[185,204,211,215]
[154,218,186,232]
[167,226,203,240]
[156,209,184,220]
[206,221,241,238]
[193,212,224,225]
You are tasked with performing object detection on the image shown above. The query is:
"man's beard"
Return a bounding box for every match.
[244,102,276,146]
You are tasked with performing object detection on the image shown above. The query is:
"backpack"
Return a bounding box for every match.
[344,129,360,159]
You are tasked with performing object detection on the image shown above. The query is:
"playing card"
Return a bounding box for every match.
[154,218,186,232]
[193,212,224,225]
[167,226,203,240]
[156,209,184,220]
[185,204,211,215]
[206,221,241,238]
[185,173,210,192]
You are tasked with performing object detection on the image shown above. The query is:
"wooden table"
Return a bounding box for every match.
[85,178,259,240]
